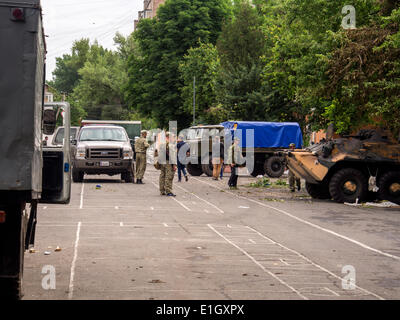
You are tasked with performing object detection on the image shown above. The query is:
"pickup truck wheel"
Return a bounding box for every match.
[0,201,25,299]
[72,169,84,183]
[329,168,368,203]
[306,182,331,199]
[123,170,134,183]
[378,171,400,205]
[264,156,285,178]
[187,164,203,176]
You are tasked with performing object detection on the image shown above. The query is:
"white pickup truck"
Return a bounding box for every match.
[72,125,135,183]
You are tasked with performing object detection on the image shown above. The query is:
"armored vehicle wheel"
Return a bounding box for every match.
[329,168,368,203]
[305,182,331,199]
[187,164,203,176]
[264,156,285,178]
[0,201,25,300]
[72,169,84,183]
[378,171,400,205]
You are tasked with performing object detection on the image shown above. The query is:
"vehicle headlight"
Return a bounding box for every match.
[76,147,86,160]
[123,148,133,160]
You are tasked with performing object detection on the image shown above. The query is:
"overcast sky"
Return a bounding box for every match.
[41,0,143,80]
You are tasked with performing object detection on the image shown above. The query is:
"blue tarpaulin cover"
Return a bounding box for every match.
[220,121,303,149]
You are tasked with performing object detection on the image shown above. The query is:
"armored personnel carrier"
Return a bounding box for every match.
[286,127,400,204]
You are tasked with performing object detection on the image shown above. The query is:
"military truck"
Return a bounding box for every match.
[185,125,225,176]
[0,0,71,299]
[286,127,400,204]
[184,122,303,178]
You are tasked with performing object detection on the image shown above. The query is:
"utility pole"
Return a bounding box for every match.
[193,76,196,125]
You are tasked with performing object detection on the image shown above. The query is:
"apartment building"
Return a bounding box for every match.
[134,0,165,29]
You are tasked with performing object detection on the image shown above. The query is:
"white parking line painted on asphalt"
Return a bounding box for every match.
[324,287,340,297]
[249,239,256,244]
[171,197,192,212]
[280,258,290,266]
[208,224,308,300]
[193,177,400,262]
[175,184,224,214]
[151,182,192,212]
[79,183,85,210]
[68,221,82,300]
[247,226,384,300]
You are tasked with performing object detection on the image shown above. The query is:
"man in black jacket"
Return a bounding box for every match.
[177,135,189,182]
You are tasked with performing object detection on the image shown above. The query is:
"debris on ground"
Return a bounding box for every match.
[344,201,399,208]
[148,279,165,284]
[55,246,62,252]
[44,251,51,255]
[96,184,102,190]
[29,248,37,253]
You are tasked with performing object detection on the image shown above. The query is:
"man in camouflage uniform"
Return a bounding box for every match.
[135,130,150,184]
[156,132,177,196]
[288,143,301,192]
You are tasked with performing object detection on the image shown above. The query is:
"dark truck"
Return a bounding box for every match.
[185,122,303,177]
[0,0,71,299]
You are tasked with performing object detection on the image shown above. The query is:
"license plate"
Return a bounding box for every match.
[100,161,110,167]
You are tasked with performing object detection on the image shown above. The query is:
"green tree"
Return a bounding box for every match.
[179,42,221,124]
[258,0,385,133]
[214,0,297,122]
[125,0,233,129]
[50,39,90,94]
[72,40,130,120]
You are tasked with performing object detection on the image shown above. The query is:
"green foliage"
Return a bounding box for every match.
[215,0,298,123]
[249,177,271,188]
[50,39,90,94]
[275,179,287,186]
[179,42,221,124]
[125,0,233,129]
[73,45,128,120]
[258,0,399,136]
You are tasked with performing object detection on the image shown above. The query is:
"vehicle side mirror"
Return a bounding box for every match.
[43,109,57,135]
[71,139,77,146]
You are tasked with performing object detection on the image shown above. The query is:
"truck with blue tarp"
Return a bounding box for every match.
[185,122,303,178]
[221,121,303,177]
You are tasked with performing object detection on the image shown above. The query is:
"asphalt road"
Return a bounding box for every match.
[23,168,400,300]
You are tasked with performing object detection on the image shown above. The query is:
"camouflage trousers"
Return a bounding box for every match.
[135,153,147,180]
[159,163,175,194]
[288,170,301,191]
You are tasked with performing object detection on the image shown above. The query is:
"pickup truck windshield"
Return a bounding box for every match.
[79,127,127,142]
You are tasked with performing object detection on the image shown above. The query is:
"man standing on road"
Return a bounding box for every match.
[156,132,177,196]
[177,135,189,182]
[288,143,301,192]
[227,137,244,189]
[135,130,150,184]
[212,136,224,181]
